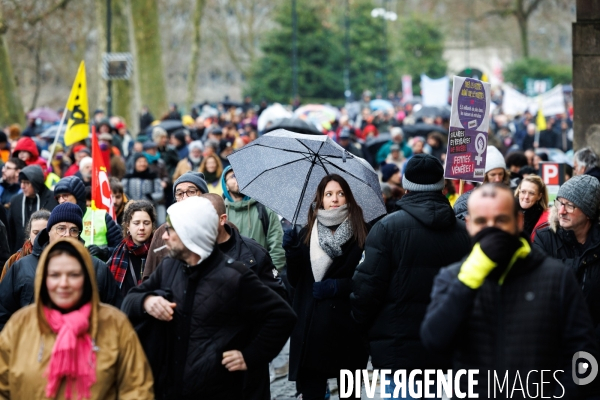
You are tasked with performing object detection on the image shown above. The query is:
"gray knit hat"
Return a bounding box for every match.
[173,171,209,197]
[557,175,600,219]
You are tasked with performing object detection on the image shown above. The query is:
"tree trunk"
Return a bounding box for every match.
[95,0,109,115]
[112,0,133,125]
[0,6,24,127]
[129,0,167,119]
[516,12,529,58]
[186,0,207,112]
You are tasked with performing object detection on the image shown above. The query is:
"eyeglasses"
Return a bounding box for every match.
[55,193,72,201]
[54,225,81,237]
[174,188,199,200]
[2,165,16,171]
[165,225,173,237]
[554,198,577,213]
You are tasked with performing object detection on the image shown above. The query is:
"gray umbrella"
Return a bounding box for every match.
[227,129,386,226]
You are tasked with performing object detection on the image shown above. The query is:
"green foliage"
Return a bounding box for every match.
[245,1,344,103]
[504,58,572,91]
[389,15,447,94]
[245,1,447,102]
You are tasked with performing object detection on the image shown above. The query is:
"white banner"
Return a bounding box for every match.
[421,75,449,107]
[501,84,566,116]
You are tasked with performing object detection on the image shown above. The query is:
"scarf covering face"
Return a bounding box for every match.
[108,235,152,287]
[310,204,352,282]
[43,302,96,400]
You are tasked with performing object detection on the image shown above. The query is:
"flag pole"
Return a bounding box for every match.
[459,179,464,196]
[46,101,70,170]
[90,126,96,246]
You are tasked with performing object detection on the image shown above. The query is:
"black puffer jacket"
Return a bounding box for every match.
[286,225,369,381]
[421,246,599,399]
[8,165,58,252]
[0,228,122,330]
[534,220,600,342]
[351,191,471,370]
[219,223,287,300]
[121,248,296,400]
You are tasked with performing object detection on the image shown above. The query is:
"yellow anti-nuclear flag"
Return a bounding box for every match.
[64,61,89,146]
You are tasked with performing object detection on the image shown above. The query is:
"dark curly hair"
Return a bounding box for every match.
[120,200,156,238]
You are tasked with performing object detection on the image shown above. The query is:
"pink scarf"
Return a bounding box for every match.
[43,303,96,400]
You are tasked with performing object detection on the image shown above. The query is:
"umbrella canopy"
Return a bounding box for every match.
[227,129,386,226]
[145,120,185,135]
[413,105,451,119]
[257,103,293,132]
[402,123,447,138]
[365,133,392,165]
[263,117,322,136]
[39,124,68,142]
[294,104,340,130]
[370,99,394,111]
[27,107,61,122]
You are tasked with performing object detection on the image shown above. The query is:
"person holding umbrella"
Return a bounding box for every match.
[283,174,369,400]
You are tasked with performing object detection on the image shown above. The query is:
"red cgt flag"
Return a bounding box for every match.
[91,126,115,220]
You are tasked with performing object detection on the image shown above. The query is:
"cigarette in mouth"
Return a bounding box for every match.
[153,245,168,253]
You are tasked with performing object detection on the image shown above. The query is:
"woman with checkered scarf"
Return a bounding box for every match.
[107,200,156,298]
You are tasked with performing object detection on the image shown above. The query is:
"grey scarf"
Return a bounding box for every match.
[310,205,353,281]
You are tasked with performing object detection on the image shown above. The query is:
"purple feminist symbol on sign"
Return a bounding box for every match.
[457,78,486,131]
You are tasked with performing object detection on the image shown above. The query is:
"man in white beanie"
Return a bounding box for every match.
[454,145,509,220]
[121,196,296,399]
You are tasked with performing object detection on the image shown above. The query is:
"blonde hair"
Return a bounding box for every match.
[515,175,548,210]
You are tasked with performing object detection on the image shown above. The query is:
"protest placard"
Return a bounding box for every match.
[444,76,491,182]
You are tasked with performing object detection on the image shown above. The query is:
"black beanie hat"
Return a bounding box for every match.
[380,163,400,183]
[402,154,445,192]
[47,202,83,232]
[54,176,87,214]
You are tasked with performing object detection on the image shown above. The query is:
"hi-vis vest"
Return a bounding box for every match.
[82,208,108,246]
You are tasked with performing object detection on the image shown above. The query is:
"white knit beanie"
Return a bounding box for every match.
[485,146,506,173]
[167,196,218,264]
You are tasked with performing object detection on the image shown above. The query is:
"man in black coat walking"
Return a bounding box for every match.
[351,154,471,396]
[422,184,599,399]
[202,192,287,400]
[121,196,295,399]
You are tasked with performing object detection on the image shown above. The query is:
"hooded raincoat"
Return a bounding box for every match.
[8,165,58,253]
[0,238,153,399]
[220,166,286,270]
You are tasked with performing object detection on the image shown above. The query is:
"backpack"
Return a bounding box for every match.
[255,202,270,237]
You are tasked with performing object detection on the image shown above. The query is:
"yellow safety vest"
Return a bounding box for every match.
[82,208,108,246]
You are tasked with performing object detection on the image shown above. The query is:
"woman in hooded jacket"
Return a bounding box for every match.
[0,238,153,399]
[199,154,223,196]
[282,174,369,400]
[12,137,48,175]
[107,200,156,298]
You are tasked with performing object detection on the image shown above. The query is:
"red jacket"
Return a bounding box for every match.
[12,137,48,175]
[531,208,550,241]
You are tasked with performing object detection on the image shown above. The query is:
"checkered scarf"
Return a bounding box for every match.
[108,235,152,287]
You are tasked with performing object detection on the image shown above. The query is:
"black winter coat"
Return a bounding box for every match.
[286,226,369,380]
[421,246,599,399]
[0,228,122,330]
[220,223,287,300]
[533,223,600,342]
[121,249,296,400]
[351,191,470,370]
